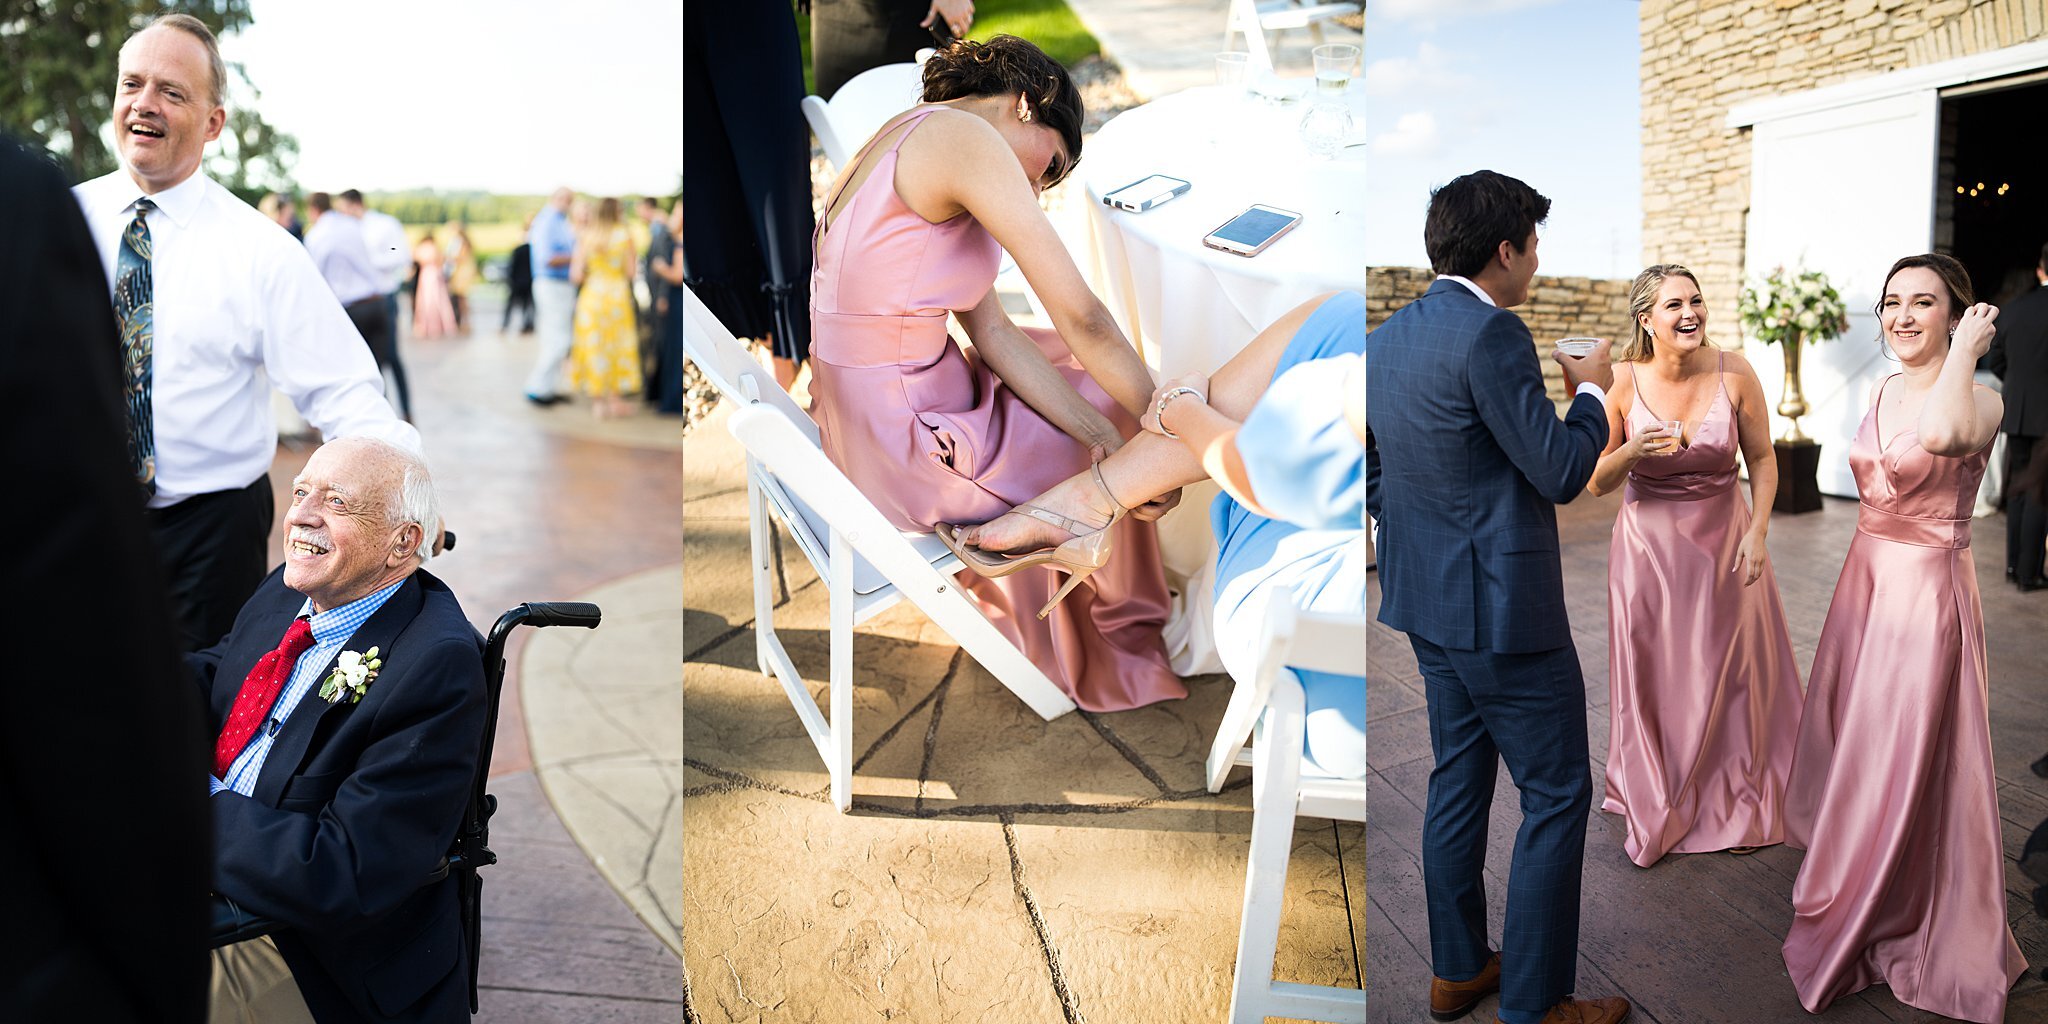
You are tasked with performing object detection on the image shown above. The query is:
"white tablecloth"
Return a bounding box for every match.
[1080,85,1367,675]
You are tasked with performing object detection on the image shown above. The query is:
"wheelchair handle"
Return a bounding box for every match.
[509,601,602,629]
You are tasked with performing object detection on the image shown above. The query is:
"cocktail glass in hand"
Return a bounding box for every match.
[1313,44,1359,98]
[1661,419,1685,455]
[1554,337,1604,358]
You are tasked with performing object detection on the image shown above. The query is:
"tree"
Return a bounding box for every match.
[0,0,296,191]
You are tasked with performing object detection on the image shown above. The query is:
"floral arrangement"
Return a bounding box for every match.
[1738,264,1850,346]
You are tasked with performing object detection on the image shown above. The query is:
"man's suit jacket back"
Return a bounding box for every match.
[196,568,486,1024]
[1991,283,2048,437]
[1366,279,1606,653]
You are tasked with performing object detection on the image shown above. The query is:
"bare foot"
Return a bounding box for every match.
[960,470,1121,554]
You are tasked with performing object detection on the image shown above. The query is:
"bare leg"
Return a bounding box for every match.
[961,298,1320,552]
[774,356,798,391]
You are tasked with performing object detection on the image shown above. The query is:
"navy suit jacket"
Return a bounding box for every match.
[1988,283,2048,438]
[193,568,485,1024]
[1366,279,1606,653]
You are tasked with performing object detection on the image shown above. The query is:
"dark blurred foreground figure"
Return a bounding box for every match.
[811,0,977,98]
[0,135,209,1024]
[684,0,813,390]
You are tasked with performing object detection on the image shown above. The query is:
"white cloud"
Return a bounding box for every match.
[1364,42,1472,97]
[1373,111,1443,158]
[1375,0,1562,25]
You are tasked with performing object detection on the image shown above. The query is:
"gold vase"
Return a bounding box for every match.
[1776,330,1809,444]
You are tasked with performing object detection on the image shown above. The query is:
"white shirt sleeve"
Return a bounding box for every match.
[257,233,421,453]
[1575,381,1609,408]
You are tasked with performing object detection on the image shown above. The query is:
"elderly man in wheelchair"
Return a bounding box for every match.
[199,436,484,1024]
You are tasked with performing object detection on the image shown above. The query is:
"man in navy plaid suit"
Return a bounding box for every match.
[1366,171,1629,1024]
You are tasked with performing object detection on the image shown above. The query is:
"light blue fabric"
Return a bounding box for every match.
[1210,291,1367,779]
[211,579,406,795]
[529,205,575,281]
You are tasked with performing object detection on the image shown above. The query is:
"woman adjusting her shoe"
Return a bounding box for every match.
[805,35,1183,712]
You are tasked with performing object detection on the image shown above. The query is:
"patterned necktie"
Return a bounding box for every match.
[114,198,156,494]
[213,616,318,778]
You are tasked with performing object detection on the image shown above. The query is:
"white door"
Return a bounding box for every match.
[1742,89,1938,497]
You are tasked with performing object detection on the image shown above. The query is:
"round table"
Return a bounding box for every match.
[1079,84,1367,675]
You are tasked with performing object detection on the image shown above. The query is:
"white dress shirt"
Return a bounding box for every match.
[303,211,384,306]
[74,170,420,508]
[359,208,412,294]
[1436,273,1608,407]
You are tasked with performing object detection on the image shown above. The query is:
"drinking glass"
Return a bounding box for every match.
[1661,419,1685,454]
[1215,52,1251,93]
[1298,102,1353,160]
[1313,43,1359,97]
[1554,337,1603,357]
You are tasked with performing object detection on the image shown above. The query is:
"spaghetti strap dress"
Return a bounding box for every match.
[1601,356,1802,866]
[806,108,1183,712]
[1780,375,2025,1022]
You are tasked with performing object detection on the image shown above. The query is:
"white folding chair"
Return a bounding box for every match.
[1224,0,1363,73]
[1206,598,1368,1024]
[683,288,1076,811]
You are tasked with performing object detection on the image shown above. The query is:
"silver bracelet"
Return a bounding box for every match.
[1155,386,1206,439]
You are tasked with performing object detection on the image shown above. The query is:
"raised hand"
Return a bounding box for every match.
[1950,302,1998,363]
[1555,342,1615,393]
[922,0,974,39]
[1621,420,1675,463]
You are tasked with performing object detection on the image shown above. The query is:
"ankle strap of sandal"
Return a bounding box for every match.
[1014,503,1105,536]
[1092,461,1129,513]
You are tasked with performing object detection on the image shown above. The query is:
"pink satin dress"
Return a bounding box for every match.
[1781,376,2025,1022]
[1602,359,1802,867]
[806,107,1183,712]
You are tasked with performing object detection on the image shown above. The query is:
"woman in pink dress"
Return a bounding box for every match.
[807,36,1184,711]
[411,233,458,339]
[1782,253,2024,1022]
[1586,265,1802,867]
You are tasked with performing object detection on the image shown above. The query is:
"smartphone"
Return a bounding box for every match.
[1202,204,1302,257]
[927,19,956,47]
[1102,174,1192,213]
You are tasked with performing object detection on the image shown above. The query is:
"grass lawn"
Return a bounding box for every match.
[793,0,1100,97]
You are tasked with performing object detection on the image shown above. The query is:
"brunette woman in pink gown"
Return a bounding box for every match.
[1585,265,1802,868]
[807,36,1183,711]
[1782,254,2025,1022]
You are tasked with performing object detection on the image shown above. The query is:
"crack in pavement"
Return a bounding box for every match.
[1078,710,1174,797]
[1003,816,1086,1024]
[916,653,961,815]
[1332,820,1363,987]
[850,668,952,774]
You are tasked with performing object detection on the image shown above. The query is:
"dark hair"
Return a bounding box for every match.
[921,35,1083,187]
[338,188,364,205]
[1424,170,1551,279]
[1877,252,1974,319]
[307,191,332,214]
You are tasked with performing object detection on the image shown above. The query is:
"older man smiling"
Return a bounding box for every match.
[198,436,484,1024]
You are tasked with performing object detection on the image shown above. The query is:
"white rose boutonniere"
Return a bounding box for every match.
[319,646,383,704]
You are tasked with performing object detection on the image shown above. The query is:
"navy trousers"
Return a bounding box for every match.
[1410,635,1592,1022]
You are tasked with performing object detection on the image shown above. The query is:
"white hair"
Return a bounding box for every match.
[328,436,439,566]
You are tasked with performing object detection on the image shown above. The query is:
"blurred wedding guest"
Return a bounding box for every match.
[524,188,578,405]
[338,189,416,419]
[810,34,1181,712]
[811,0,976,98]
[444,222,478,336]
[571,197,643,419]
[637,195,671,392]
[258,190,300,240]
[1585,265,1801,867]
[686,0,811,391]
[1986,242,2048,591]
[1,133,209,1024]
[302,192,399,416]
[1144,292,1367,777]
[411,230,458,339]
[1782,254,2024,1022]
[649,199,686,415]
[71,14,416,652]
[504,214,537,335]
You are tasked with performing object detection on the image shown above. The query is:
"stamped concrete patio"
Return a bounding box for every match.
[1367,492,2048,1024]
[681,395,1364,1023]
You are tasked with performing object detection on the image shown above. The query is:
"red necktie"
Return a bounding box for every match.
[213,617,317,778]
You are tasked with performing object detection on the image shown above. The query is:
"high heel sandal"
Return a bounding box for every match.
[937,462,1129,620]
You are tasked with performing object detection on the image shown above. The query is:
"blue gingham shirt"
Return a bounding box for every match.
[210,579,406,796]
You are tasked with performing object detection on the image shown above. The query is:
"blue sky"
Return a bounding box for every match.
[1366,0,1641,278]
[216,0,682,196]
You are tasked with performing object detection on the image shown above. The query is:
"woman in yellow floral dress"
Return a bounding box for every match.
[571,197,642,417]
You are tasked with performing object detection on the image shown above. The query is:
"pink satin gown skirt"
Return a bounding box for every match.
[1602,384,1802,867]
[1781,398,2025,1022]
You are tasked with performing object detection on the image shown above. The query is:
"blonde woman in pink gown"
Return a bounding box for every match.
[1586,265,1802,868]
[411,233,457,338]
[807,36,1183,711]
[1782,253,2025,1022]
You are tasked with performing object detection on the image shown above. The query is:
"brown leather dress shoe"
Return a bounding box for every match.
[1430,952,1501,1020]
[1498,995,1632,1024]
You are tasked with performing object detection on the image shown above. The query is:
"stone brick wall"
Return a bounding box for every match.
[1640,0,2048,351]
[1366,267,1634,405]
